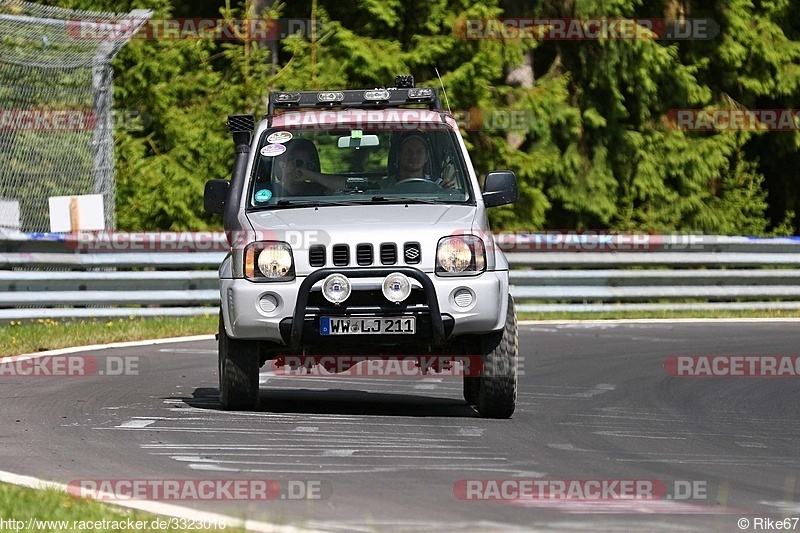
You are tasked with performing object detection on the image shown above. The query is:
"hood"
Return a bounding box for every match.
[247,203,475,232]
[245,204,479,274]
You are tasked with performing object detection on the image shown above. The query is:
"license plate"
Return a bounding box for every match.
[320,317,416,335]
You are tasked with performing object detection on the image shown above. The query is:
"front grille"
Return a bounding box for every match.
[404,242,421,264]
[332,244,349,266]
[380,243,397,265]
[356,244,373,266]
[312,242,417,268]
[309,245,326,267]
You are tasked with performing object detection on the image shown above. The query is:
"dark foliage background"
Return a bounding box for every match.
[33,0,800,233]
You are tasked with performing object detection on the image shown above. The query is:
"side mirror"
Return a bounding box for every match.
[204,179,230,215]
[482,171,518,207]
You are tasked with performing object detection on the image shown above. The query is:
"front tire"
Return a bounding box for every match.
[475,295,518,419]
[463,376,479,405]
[218,314,260,410]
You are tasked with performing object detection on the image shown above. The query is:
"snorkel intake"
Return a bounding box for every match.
[224,114,255,236]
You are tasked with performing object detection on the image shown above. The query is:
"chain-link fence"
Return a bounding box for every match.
[0,0,150,232]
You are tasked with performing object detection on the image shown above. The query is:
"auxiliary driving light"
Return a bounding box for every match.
[317,91,344,103]
[408,88,433,99]
[364,89,390,101]
[322,273,351,304]
[275,92,300,103]
[382,272,412,303]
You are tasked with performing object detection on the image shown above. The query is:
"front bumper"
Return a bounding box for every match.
[220,267,508,347]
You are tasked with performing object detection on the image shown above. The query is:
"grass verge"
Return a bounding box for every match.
[0,315,217,357]
[2,309,797,358]
[0,482,244,532]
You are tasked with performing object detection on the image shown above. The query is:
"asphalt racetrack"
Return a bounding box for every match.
[2,321,799,532]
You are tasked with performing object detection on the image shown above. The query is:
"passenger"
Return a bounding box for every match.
[254,139,325,203]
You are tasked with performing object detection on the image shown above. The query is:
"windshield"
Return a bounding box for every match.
[248,127,473,208]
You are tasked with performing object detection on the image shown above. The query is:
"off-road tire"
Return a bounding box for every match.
[475,295,518,418]
[463,376,479,405]
[218,314,260,410]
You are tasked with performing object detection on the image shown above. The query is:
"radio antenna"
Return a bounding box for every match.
[435,67,452,114]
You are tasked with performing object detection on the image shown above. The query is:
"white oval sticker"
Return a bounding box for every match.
[260,143,287,157]
[267,131,293,144]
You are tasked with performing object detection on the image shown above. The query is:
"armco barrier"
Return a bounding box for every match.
[1,231,799,320]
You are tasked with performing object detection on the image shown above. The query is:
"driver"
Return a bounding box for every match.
[381,132,455,189]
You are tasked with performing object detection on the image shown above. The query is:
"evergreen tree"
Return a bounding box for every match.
[25,0,800,234]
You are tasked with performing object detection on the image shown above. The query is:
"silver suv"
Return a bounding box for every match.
[204,76,519,418]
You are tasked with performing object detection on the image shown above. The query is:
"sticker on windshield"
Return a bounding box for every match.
[255,189,273,202]
[260,144,286,157]
[267,131,293,144]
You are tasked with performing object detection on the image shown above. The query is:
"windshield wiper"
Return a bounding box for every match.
[273,199,363,207]
[369,195,443,205]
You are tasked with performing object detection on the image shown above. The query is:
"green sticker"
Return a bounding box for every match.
[255,189,273,202]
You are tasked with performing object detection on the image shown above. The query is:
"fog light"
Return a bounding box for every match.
[259,294,279,313]
[453,288,474,308]
[322,274,351,304]
[382,272,412,303]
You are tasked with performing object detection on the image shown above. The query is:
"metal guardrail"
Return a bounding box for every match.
[1,232,800,320]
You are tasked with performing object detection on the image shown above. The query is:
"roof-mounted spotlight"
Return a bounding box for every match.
[395,75,414,88]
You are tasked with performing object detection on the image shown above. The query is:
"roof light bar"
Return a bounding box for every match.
[266,82,442,114]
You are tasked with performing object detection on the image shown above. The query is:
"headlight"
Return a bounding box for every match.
[245,242,295,281]
[436,236,486,276]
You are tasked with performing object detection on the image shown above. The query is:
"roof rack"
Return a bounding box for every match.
[267,76,442,115]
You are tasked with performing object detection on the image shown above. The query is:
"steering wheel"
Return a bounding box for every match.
[391,178,442,192]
